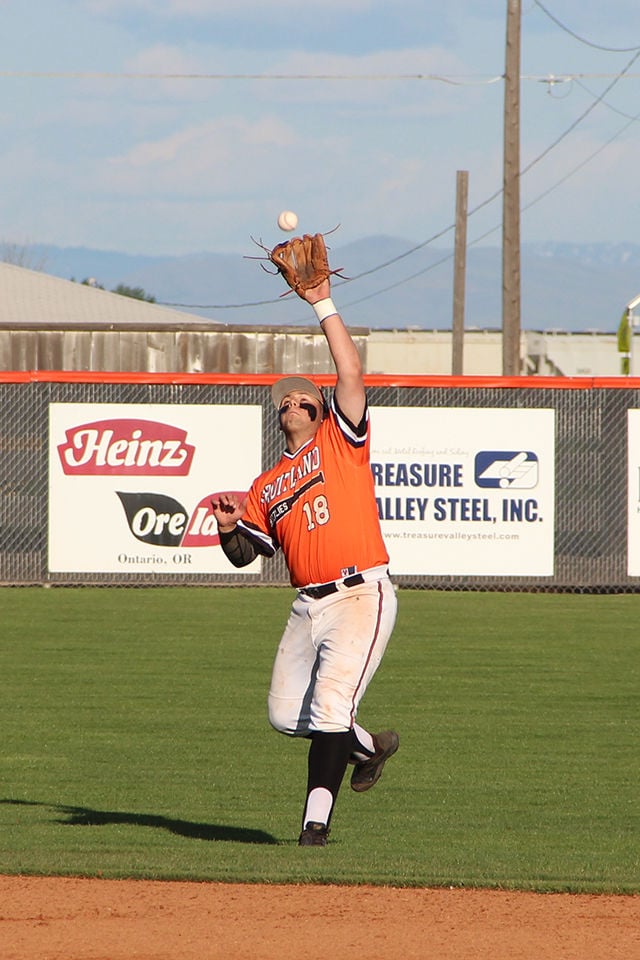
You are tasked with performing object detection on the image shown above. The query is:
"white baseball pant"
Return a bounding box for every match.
[268,568,397,736]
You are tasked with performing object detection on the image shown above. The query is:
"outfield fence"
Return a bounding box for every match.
[2,371,640,592]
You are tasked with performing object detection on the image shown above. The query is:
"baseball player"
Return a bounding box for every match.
[212,238,398,847]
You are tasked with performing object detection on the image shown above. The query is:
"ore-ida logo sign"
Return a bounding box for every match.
[48,403,261,574]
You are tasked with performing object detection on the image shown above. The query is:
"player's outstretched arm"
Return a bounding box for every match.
[268,231,365,425]
[304,278,365,426]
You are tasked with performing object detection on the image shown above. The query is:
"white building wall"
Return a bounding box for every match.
[367,330,623,377]
[366,330,504,375]
[528,331,621,377]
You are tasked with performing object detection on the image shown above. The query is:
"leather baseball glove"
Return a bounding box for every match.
[269,232,343,297]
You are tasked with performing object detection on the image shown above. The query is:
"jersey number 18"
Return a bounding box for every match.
[302,495,330,530]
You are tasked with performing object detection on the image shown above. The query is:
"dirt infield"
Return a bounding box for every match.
[2,876,639,960]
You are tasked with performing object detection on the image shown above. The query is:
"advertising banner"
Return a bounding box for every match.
[370,407,555,576]
[48,403,262,574]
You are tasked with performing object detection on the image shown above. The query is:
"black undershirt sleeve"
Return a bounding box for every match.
[218,527,260,567]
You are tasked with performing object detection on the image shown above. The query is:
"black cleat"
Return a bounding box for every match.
[298,821,329,847]
[350,730,399,792]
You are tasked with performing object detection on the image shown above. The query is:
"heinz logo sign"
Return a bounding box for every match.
[57,419,196,476]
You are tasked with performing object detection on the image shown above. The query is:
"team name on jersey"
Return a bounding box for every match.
[268,473,325,528]
[261,445,321,505]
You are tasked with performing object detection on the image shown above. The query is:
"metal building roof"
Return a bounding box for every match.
[0,260,219,330]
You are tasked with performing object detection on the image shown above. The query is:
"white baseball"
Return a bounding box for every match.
[278,210,298,231]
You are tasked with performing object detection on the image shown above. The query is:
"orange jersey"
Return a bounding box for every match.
[238,399,389,587]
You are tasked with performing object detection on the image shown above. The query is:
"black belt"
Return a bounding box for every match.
[300,573,365,600]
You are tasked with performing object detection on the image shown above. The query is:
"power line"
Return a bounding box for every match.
[7,9,639,315]
[520,48,640,175]
[533,0,640,53]
[525,72,640,80]
[159,39,640,313]
[520,113,640,211]
[278,102,640,320]
[2,67,640,82]
[339,101,640,313]
[162,61,640,316]
[342,48,640,297]
[0,69,503,84]
[573,78,640,121]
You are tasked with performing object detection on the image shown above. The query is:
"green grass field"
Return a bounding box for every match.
[0,586,638,892]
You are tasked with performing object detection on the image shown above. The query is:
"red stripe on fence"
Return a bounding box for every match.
[1,370,640,390]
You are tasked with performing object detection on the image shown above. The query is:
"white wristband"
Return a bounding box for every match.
[312,297,338,324]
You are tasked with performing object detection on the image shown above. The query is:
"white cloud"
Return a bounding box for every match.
[101,115,299,196]
[3,0,640,257]
[125,43,204,74]
[86,0,373,16]
[113,40,481,118]
[120,43,220,102]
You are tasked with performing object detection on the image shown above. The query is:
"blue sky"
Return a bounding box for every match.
[1,0,639,256]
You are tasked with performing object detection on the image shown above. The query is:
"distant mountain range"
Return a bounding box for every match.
[12,238,640,333]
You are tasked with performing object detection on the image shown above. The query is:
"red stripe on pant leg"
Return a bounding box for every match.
[349,581,385,726]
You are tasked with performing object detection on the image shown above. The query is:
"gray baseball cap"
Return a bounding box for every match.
[271,376,325,410]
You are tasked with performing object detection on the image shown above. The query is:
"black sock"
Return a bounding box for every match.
[304,731,354,827]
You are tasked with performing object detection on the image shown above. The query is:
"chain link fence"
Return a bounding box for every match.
[2,377,639,591]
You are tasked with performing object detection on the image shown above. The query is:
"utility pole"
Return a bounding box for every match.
[452,170,469,375]
[502,0,521,376]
